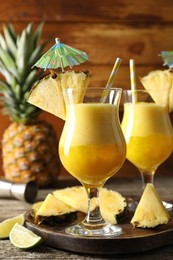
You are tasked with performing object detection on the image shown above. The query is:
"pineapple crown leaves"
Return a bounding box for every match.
[0,22,47,124]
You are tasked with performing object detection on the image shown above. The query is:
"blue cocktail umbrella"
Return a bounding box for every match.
[33,38,88,72]
[160,51,173,69]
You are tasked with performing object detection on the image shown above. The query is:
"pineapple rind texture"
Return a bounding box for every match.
[28,73,65,120]
[36,194,76,217]
[100,188,127,224]
[2,121,59,187]
[35,194,76,225]
[141,69,173,112]
[131,183,171,228]
[27,70,91,120]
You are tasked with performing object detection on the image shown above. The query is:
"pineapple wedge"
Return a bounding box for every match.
[27,70,91,120]
[53,186,97,213]
[140,69,173,112]
[35,193,76,225]
[30,201,43,218]
[131,183,171,228]
[100,188,127,224]
[53,186,127,224]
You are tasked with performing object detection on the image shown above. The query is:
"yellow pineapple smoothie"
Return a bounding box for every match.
[121,102,173,171]
[59,103,126,187]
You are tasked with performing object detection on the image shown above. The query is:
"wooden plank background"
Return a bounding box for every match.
[0,0,173,180]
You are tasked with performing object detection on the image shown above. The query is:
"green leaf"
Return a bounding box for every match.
[11,84,21,100]
[29,45,43,66]
[0,79,10,91]
[0,22,47,122]
[16,29,34,78]
[23,70,38,92]
[0,63,11,83]
[33,22,44,46]
[25,23,34,53]
[3,24,17,58]
[26,23,33,35]
[0,34,7,50]
[0,49,18,80]
[22,104,37,114]
[7,23,16,40]
[16,30,28,69]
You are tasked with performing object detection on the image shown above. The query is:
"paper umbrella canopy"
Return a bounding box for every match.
[33,38,88,71]
[160,51,173,69]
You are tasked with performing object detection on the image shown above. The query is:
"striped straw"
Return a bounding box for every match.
[100,57,122,103]
[129,59,137,103]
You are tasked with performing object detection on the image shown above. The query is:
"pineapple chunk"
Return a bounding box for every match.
[131,183,171,228]
[140,69,173,112]
[53,186,127,224]
[53,186,97,213]
[100,188,127,224]
[35,193,76,225]
[27,70,91,120]
[30,201,43,218]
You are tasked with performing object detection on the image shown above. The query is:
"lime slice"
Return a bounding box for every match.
[9,223,42,249]
[0,214,25,239]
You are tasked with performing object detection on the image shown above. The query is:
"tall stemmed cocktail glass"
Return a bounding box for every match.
[59,87,126,237]
[121,90,173,210]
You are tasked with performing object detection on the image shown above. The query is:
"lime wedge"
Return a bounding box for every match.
[0,214,25,239]
[9,223,42,249]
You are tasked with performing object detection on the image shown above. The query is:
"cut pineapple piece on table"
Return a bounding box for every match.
[35,193,76,225]
[27,70,91,120]
[53,186,127,224]
[53,186,97,213]
[0,213,25,239]
[131,183,171,228]
[140,69,173,112]
[30,201,43,218]
[10,223,42,249]
[100,188,127,224]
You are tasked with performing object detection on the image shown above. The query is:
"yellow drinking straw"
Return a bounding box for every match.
[100,57,122,103]
[129,59,137,103]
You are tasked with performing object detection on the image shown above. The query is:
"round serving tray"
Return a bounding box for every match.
[25,209,173,255]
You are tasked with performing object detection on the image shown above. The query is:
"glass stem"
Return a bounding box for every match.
[83,187,105,228]
[140,170,155,190]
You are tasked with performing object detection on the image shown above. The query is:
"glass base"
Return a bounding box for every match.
[163,201,173,211]
[65,222,123,237]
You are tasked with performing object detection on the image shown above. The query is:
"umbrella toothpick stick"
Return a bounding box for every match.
[100,57,122,103]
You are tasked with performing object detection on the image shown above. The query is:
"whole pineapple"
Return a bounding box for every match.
[0,23,60,187]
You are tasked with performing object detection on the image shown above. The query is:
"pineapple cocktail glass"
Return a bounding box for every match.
[59,87,126,237]
[121,90,173,210]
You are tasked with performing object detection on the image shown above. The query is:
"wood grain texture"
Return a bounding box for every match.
[25,209,173,255]
[1,23,172,66]
[0,0,173,178]
[1,178,173,259]
[0,0,173,23]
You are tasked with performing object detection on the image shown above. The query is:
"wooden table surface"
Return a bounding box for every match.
[1,176,173,260]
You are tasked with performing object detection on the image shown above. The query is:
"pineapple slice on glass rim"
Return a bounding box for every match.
[140,69,173,112]
[27,70,91,120]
